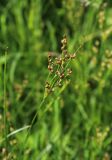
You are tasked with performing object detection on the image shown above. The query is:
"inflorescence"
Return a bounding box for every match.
[45,35,77,94]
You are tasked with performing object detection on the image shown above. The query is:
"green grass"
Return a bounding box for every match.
[0,0,112,159]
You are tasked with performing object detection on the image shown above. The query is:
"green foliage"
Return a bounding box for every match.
[0,0,112,159]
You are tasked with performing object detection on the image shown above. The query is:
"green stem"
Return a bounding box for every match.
[3,49,8,152]
[20,96,47,157]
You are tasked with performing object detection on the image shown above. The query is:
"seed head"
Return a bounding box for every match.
[46,35,80,95]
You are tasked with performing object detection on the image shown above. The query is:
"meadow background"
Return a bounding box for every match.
[0,0,112,159]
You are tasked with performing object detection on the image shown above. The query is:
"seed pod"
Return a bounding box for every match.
[48,52,52,58]
[48,59,52,63]
[70,54,76,59]
[56,70,60,76]
[48,65,53,70]
[63,50,68,54]
[67,68,72,75]
[64,54,70,60]
[60,73,64,79]
[48,65,54,73]
[56,58,62,65]
[61,38,67,45]
[45,82,50,89]
[61,45,65,51]
[61,39,64,44]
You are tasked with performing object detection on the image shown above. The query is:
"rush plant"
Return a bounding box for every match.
[21,35,81,157]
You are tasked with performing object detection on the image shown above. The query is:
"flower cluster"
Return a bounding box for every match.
[45,35,78,94]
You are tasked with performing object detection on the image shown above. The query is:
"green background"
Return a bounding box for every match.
[0,0,112,159]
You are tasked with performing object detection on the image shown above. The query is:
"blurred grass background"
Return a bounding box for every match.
[0,0,112,159]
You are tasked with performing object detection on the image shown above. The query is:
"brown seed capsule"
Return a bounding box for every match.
[48,65,54,73]
[48,65,53,70]
[48,59,52,63]
[70,54,76,59]
[67,68,72,75]
[63,50,68,54]
[60,73,64,79]
[61,38,67,45]
[64,54,70,59]
[45,82,50,89]
[51,69,54,73]
[56,70,60,76]
[61,39,64,44]
[48,52,52,58]
[64,39,67,44]
[61,45,65,51]
[56,58,62,65]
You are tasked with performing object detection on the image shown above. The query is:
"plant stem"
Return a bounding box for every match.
[3,49,8,153]
[20,96,47,157]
